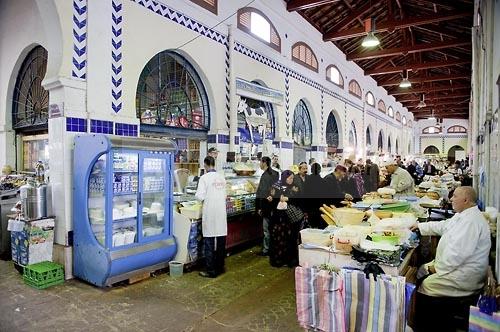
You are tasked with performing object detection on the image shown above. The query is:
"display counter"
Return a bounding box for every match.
[173,175,261,264]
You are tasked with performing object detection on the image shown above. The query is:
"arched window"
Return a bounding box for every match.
[293,100,312,146]
[326,112,339,147]
[12,46,49,131]
[378,131,384,151]
[388,106,394,117]
[447,125,467,133]
[408,120,413,127]
[348,121,357,148]
[326,65,344,87]
[388,136,392,153]
[377,100,386,113]
[365,91,375,107]
[395,111,401,122]
[423,145,440,154]
[422,126,441,134]
[136,50,210,132]
[402,116,407,126]
[237,7,280,51]
[395,139,399,154]
[348,80,361,99]
[292,42,318,72]
[366,126,372,146]
[190,0,217,14]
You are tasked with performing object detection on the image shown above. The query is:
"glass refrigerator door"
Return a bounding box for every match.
[141,156,166,238]
[88,154,106,245]
[111,150,139,248]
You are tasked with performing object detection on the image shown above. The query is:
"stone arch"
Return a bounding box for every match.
[447,145,465,163]
[326,110,342,148]
[365,124,374,151]
[423,145,440,154]
[377,129,384,152]
[293,97,317,142]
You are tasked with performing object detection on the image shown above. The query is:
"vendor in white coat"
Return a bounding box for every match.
[384,161,415,196]
[195,156,227,278]
[411,186,491,331]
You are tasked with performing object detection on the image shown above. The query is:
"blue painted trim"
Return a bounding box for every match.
[281,142,293,149]
[66,117,88,132]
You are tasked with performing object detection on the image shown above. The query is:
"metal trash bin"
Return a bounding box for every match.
[0,190,19,260]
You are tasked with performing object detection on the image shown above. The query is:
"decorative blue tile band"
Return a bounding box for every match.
[66,117,87,132]
[207,135,217,143]
[311,146,326,152]
[131,0,227,44]
[280,142,294,149]
[115,122,138,136]
[111,0,123,113]
[217,134,230,144]
[234,137,239,145]
[90,119,114,134]
[72,0,88,79]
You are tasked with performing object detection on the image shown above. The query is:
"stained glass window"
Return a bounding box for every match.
[12,46,49,131]
[136,51,209,131]
[326,112,339,147]
[293,100,312,146]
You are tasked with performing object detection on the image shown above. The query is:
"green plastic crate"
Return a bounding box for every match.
[23,261,64,289]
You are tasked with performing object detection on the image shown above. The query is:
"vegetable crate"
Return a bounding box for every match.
[23,261,64,289]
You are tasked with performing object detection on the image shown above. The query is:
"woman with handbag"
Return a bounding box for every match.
[269,170,303,268]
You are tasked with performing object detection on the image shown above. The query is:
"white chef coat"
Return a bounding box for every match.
[389,167,415,195]
[195,171,227,237]
[419,206,491,297]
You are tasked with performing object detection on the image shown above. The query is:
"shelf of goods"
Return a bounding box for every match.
[73,134,177,287]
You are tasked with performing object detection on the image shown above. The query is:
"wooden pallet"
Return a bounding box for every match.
[127,272,151,284]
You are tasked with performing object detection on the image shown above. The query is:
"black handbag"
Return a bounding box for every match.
[286,204,304,223]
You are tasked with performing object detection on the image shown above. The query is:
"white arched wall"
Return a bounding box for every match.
[325,108,344,148]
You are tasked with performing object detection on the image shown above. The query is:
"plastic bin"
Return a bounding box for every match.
[23,261,64,289]
[169,260,184,277]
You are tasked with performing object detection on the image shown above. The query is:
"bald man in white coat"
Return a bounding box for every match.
[411,186,491,331]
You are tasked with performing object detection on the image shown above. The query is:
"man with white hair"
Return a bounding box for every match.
[411,186,491,331]
[384,160,415,195]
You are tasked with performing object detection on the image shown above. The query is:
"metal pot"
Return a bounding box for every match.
[20,183,47,220]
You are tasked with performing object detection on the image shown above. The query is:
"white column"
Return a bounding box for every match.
[228,24,238,152]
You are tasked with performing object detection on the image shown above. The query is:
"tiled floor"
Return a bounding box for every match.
[0,247,302,332]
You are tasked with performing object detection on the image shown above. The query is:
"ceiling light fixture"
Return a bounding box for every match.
[417,94,426,108]
[399,69,412,88]
[428,109,436,121]
[361,17,380,48]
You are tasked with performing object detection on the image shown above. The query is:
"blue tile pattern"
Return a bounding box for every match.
[66,117,88,132]
[234,137,239,145]
[280,142,293,149]
[207,135,217,143]
[217,134,230,144]
[285,74,290,136]
[115,122,138,136]
[130,0,227,44]
[311,146,326,152]
[90,119,114,134]
[176,138,188,149]
[111,0,123,113]
[72,0,87,79]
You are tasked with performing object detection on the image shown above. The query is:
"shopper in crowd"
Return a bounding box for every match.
[294,161,308,194]
[395,155,405,169]
[255,156,279,256]
[364,159,379,192]
[304,163,328,228]
[324,165,352,207]
[269,170,300,267]
[407,160,423,185]
[423,160,437,176]
[271,154,281,174]
[344,159,364,200]
[356,158,365,173]
[384,161,415,196]
[195,156,227,278]
[411,186,491,331]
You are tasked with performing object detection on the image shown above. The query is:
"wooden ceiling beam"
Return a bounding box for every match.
[286,0,341,12]
[366,59,470,75]
[396,92,470,102]
[326,1,372,33]
[379,73,471,86]
[347,40,470,61]
[324,11,471,41]
[389,84,470,95]
[404,99,470,107]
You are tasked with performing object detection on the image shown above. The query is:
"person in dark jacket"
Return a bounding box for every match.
[365,159,379,192]
[256,156,279,256]
[324,165,352,208]
[423,161,437,176]
[303,163,328,228]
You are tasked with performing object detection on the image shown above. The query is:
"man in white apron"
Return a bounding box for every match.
[195,156,227,278]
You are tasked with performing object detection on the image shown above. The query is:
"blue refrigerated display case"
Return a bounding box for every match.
[73,134,177,287]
